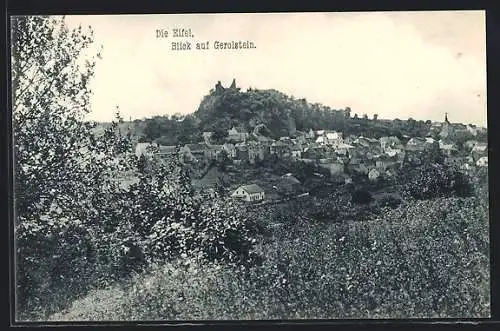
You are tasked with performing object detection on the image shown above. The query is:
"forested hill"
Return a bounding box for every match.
[119,81,436,145]
[194,83,351,138]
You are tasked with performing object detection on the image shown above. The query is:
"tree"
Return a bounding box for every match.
[351,190,373,205]
[12,18,262,320]
[11,16,111,318]
[423,141,445,165]
[212,128,229,143]
[12,16,100,218]
[403,163,472,200]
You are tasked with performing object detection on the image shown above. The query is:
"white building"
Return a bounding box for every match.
[368,168,380,181]
[231,184,265,202]
[471,143,488,154]
[476,156,488,167]
[135,142,158,158]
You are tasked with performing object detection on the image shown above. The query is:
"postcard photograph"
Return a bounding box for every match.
[11,11,489,322]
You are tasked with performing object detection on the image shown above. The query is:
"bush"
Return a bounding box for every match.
[403,164,473,200]
[377,195,402,209]
[351,190,374,205]
[15,129,262,320]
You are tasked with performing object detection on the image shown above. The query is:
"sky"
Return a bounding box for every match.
[64,11,487,126]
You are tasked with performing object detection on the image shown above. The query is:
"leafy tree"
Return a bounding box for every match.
[403,163,473,200]
[216,149,231,171]
[10,16,126,318]
[422,141,445,165]
[212,128,229,143]
[12,16,261,320]
[351,190,373,205]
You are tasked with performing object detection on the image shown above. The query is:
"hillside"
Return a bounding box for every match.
[194,81,352,138]
[100,80,441,144]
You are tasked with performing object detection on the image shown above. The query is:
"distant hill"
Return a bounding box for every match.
[106,80,443,145]
[194,80,350,139]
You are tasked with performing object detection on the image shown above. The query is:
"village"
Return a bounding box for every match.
[133,112,488,205]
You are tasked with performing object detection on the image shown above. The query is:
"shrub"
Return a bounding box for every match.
[351,190,374,205]
[377,195,402,209]
[403,164,473,200]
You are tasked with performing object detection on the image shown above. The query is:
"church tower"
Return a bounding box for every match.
[440,112,453,139]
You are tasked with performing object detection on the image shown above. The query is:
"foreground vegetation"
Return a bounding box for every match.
[13,16,490,321]
[51,195,489,320]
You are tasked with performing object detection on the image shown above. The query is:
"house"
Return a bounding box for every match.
[135,142,158,157]
[471,143,488,156]
[231,184,265,202]
[235,143,249,162]
[247,141,265,164]
[353,136,370,148]
[117,171,140,190]
[353,136,378,149]
[380,136,403,153]
[276,174,302,196]
[279,136,293,145]
[406,137,427,151]
[335,143,355,156]
[430,121,443,135]
[182,143,208,156]
[375,155,399,171]
[451,123,468,134]
[385,147,404,157]
[302,145,326,160]
[318,160,344,176]
[253,134,274,144]
[325,131,343,145]
[347,157,373,175]
[476,156,488,167]
[314,130,343,146]
[438,139,458,156]
[270,141,290,157]
[209,145,224,159]
[202,131,214,141]
[291,145,302,158]
[464,140,479,150]
[368,168,381,181]
[404,150,423,166]
[222,143,237,158]
[315,136,326,145]
[157,145,177,159]
[227,127,249,142]
[180,143,220,163]
[467,124,478,136]
[385,169,398,178]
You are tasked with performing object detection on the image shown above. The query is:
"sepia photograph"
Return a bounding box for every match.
[11,11,489,322]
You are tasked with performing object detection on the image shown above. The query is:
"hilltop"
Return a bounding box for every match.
[194,79,350,139]
[97,80,486,145]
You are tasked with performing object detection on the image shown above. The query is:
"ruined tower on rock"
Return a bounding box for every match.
[215,80,225,94]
